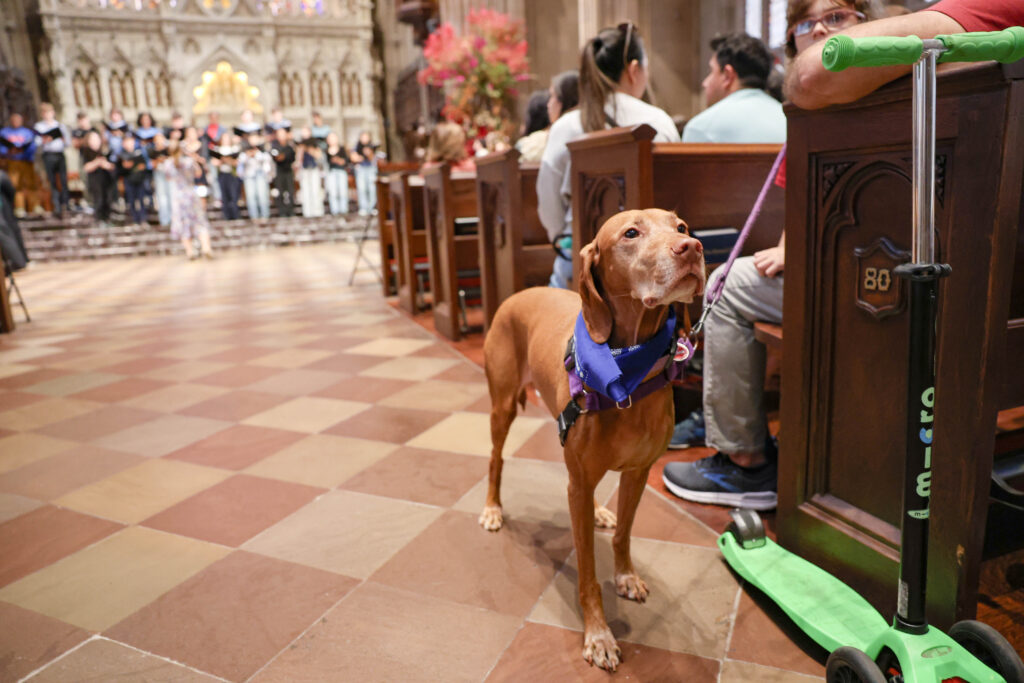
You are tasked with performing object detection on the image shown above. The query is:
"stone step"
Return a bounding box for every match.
[22,215,376,262]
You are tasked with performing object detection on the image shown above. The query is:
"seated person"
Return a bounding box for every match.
[663,0,879,511]
[683,32,786,143]
[664,0,1024,511]
[517,70,580,163]
[786,0,1024,109]
[422,122,475,173]
[514,90,552,162]
[537,22,679,290]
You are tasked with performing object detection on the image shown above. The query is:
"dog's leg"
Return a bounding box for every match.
[568,469,621,671]
[479,397,516,531]
[612,468,650,603]
[594,499,617,528]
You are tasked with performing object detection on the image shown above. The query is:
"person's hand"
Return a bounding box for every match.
[753,245,785,277]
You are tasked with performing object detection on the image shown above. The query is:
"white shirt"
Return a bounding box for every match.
[682,88,786,144]
[537,91,680,241]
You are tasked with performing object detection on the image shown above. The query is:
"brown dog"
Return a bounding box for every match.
[480,209,706,671]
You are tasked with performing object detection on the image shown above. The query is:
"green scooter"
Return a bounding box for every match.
[719,27,1024,683]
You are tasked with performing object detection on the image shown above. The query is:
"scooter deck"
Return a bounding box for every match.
[719,533,888,654]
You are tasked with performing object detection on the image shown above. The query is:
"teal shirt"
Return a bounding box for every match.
[682,88,786,144]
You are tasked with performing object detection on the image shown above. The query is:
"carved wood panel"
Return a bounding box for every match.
[580,173,626,246]
[780,62,1024,629]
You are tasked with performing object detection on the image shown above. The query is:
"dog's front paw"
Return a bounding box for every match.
[582,626,621,671]
[615,572,649,603]
[478,504,504,531]
[594,505,617,528]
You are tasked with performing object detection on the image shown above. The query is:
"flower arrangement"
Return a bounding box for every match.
[418,8,530,140]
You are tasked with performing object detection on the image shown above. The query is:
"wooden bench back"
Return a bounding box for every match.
[422,163,479,340]
[568,125,784,287]
[475,148,554,331]
[388,172,427,314]
[376,177,395,297]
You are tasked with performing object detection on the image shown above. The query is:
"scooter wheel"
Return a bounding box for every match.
[949,620,1024,683]
[825,647,886,683]
[727,508,766,549]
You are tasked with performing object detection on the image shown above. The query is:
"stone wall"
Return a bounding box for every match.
[36,0,382,145]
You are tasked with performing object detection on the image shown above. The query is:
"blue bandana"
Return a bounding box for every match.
[572,309,677,404]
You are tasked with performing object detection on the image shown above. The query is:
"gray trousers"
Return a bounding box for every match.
[702,256,784,454]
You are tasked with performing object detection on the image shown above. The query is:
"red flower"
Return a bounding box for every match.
[417,9,532,138]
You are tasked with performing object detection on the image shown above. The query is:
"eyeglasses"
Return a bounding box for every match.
[787,8,865,42]
[618,21,635,66]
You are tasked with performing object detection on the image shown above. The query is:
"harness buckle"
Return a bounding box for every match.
[615,395,632,409]
[577,390,590,413]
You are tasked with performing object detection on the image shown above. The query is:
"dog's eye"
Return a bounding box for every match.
[624,228,639,239]
[676,224,688,234]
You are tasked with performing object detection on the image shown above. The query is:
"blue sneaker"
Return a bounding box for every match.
[662,449,777,511]
[669,410,705,449]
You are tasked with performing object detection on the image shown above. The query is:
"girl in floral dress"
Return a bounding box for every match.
[160,142,213,259]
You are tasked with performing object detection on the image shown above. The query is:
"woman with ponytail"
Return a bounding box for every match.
[537,22,678,289]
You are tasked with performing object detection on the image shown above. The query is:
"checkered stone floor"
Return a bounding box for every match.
[0,244,827,682]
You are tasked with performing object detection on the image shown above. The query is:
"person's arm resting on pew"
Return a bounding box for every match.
[786,11,964,110]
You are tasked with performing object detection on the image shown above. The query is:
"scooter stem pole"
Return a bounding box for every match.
[895,41,946,635]
[912,42,941,264]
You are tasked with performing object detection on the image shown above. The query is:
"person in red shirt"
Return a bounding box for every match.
[787,0,1024,109]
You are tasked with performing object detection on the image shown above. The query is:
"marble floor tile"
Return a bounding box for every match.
[24,637,222,682]
[529,534,740,659]
[0,526,230,631]
[106,551,357,680]
[244,433,396,488]
[244,489,441,579]
[55,458,232,524]
[142,474,326,547]
[251,582,520,683]
[407,411,546,457]
[243,396,371,433]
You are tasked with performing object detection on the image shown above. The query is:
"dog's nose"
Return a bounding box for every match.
[672,236,703,258]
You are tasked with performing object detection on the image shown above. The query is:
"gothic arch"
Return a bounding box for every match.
[184,45,266,115]
[310,72,332,107]
[109,70,137,109]
[72,68,102,108]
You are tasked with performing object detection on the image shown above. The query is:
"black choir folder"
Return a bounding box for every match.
[1,134,34,151]
[691,227,739,265]
[37,124,62,139]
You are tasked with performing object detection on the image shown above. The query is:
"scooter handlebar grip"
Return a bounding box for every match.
[823,34,924,71]
[937,27,1024,64]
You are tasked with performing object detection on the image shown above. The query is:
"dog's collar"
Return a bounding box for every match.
[557,310,694,446]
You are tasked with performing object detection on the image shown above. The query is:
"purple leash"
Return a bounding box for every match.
[689,143,787,339]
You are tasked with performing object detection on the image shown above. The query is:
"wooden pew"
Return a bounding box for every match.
[375,163,421,296]
[0,242,13,333]
[779,60,1024,628]
[474,148,554,332]
[568,125,784,287]
[421,163,479,341]
[376,177,396,297]
[388,172,428,314]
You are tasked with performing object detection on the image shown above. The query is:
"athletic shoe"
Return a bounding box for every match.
[662,450,777,511]
[669,410,706,449]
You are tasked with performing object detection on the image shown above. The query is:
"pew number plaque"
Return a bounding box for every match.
[853,237,910,320]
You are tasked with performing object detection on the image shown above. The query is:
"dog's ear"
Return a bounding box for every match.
[579,241,612,344]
